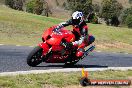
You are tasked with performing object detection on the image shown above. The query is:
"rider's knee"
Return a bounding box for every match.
[90,36,95,42]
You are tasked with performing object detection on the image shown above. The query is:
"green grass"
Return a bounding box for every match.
[0,5,62,46]
[88,24,132,53]
[0,70,132,88]
[0,5,132,53]
[89,24,132,44]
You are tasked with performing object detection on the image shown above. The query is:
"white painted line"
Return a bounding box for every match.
[96,51,101,52]
[0,44,4,46]
[29,46,34,47]
[0,44,35,47]
[0,67,132,76]
[16,45,21,46]
[125,53,129,55]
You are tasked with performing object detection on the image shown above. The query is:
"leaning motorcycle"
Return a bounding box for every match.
[27,26,95,67]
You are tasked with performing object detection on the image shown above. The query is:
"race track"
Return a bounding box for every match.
[0,45,132,73]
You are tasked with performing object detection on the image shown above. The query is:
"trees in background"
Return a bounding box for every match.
[125,15,132,28]
[26,0,36,13]
[5,0,52,17]
[100,0,123,26]
[33,0,44,15]
[100,0,123,19]
[55,0,59,6]
[67,0,99,23]
[66,0,123,26]
[26,0,43,15]
[67,0,93,17]
[4,0,132,28]
[26,0,52,16]
[129,0,132,4]
[92,4,100,14]
[5,0,24,11]
[121,7,132,28]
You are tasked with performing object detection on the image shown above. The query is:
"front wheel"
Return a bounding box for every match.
[27,46,43,67]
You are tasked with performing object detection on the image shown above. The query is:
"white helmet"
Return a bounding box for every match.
[72,11,84,25]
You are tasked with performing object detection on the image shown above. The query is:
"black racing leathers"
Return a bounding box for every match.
[54,19,88,46]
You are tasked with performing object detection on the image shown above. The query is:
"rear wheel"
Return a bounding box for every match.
[64,54,80,66]
[27,46,43,67]
[64,60,79,66]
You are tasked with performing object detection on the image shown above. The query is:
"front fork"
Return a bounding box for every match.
[38,42,51,56]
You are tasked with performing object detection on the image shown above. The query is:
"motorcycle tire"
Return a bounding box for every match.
[64,54,79,66]
[64,60,79,66]
[27,46,43,67]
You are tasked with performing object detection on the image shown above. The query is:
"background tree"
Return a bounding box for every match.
[42,1,52,17]
[121,6,132,24]
[100,0,123,20]
[55,0,59,6]
[125,15,132,28]
[67,0,93,17]
[33,0,44,15]
[26,0,52,16]
[26,0,43,15]
[121,6,132,28]
[93,4,100,14]
[5,0,14,8]
[100,0,123,26]
[5,0,24,10]
[13,0,24,10]
[62,2,66,7]
[26,0,35,13]
[129,0,132,4]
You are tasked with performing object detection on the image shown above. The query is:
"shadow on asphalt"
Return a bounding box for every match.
[36,64,108,68]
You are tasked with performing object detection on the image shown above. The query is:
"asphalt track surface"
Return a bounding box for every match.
[0,45,132,73]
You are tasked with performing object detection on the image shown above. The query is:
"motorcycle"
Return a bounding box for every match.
[27,26,95,67]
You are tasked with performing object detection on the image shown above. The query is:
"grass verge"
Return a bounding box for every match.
[0,5,132,53]
[0,70,132,88]
[88,24,132,53]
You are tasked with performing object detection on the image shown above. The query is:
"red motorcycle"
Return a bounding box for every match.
[27,26,95,67]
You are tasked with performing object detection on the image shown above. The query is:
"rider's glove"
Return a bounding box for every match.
[53,25,63,33]
[53,27,60,33]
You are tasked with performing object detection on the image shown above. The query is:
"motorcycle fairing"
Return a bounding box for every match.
[38,42,50,56]
[42,26,75,49]
[39,26,77,63]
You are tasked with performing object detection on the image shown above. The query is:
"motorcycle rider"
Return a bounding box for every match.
[53,11,95,58]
